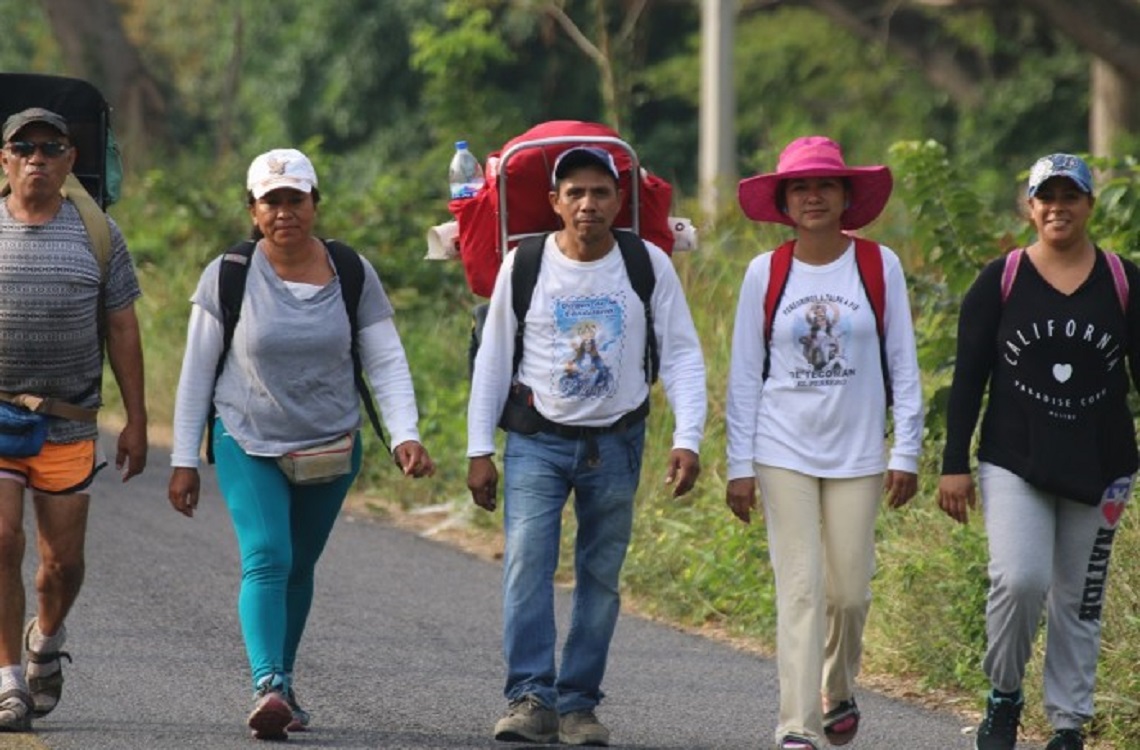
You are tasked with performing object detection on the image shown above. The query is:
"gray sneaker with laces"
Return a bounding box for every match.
[286,688,310,732]
[559,709,610,746]
[493,694,558,743]
[0,689,32,732]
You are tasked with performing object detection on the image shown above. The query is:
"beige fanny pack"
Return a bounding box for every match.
[276,434,354,485]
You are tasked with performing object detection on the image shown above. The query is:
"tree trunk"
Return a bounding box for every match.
[1090,58,1135,158]
[39,0,167,168]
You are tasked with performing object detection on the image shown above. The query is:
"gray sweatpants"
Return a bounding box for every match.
[978,462,1132,730]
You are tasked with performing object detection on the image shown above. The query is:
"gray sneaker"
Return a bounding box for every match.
[285,688,310,732]
[494,694,558,743]
[23,618,71,718]
[0,689,32,732]
[559,710,610,747]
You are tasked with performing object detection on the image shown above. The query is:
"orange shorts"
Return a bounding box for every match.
[0,440,104,495]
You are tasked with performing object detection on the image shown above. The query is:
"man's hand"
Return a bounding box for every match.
[168,467,200,518]
[394,440,435,478]
[467,455,499,511]
[885,470,918,509]
[664,448,700,498]
[938,473,976,524]
[726,477,757,524]
[116,419,147,482]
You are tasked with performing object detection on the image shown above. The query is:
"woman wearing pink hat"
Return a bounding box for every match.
[725,136,924,750]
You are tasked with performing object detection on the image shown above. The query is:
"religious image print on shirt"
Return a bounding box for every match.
[787,294,859,387]
[551,292,625,400]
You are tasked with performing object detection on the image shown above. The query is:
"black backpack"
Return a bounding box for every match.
[205,239,390,463]
[469,229,660,383]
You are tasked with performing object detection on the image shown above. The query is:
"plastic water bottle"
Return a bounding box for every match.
[448,140,485,199]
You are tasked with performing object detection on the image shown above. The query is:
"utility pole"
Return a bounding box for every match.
[699,0,736,221]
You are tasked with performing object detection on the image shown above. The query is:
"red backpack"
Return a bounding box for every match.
[448,120,675,298]
[763,237,891,402]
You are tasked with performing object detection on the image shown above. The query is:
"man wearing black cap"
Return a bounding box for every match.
[0,107,147,731]
[467,146,706,745]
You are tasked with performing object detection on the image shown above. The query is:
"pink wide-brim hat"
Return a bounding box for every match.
[738,136,893,230]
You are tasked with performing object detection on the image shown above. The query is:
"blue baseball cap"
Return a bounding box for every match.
[552,146,620,185]
[1027,153,1094,197]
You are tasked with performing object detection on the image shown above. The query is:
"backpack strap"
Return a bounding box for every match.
[325,239,391,456]
[762,240,796,381]
[61,174,112,281]
[509,235,547,378]
[206,239,391,464]
[1103,249,1130,315]
[853,237,892,406]
[1001,247,1128,315]
[206,240,257,463]
[1000,247,1024,304]
[613,230,659,384]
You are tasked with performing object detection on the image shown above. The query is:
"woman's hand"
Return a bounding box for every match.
[394,440,435,478]
[885,470,918,509]
[168,467,201,518]
[726,477,758,524]
[938,473,976,524]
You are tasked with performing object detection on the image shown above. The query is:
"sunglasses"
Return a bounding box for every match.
[5,141,71,158]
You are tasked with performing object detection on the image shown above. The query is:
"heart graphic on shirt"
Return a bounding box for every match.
[1103,500,1125,527]
[1052,364,1073,383]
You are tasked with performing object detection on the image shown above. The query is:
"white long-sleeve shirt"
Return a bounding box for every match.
[467,235,706,457]
[725,240,923,480]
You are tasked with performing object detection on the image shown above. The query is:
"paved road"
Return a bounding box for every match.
[3,439,1026,749]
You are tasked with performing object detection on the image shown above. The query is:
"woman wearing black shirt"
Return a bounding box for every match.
[939,154,1140,750]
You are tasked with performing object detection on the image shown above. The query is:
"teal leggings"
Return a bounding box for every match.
[213,419,362,689]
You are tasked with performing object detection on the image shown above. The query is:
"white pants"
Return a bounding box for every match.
[756,464,883,745]
[979,462,1132,730]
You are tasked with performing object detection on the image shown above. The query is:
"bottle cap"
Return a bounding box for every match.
[455,140,468,150]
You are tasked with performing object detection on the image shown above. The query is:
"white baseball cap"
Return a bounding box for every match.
[246,148,318,199]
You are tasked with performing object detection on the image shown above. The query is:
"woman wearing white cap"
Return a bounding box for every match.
[167,148,434,740]
[939,154,1140,750]
[726,136,923,750]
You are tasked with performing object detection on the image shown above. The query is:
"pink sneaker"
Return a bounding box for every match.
[247,686,292,741]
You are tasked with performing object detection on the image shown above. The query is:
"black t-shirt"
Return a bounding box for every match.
[941,249,1140,504]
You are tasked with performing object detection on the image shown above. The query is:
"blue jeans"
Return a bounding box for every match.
[500,423,645,715]
[213,419,362,689]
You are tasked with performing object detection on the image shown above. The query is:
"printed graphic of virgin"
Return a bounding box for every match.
[553,294,624,399]
[793,300,850,376]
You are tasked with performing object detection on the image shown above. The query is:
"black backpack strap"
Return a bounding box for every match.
[325,239,392,455]
[509,235,548,376]
[613,230,659,384]
[206,240,257,463]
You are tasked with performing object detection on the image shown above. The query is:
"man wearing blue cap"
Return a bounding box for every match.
[467,146,706,746]
[938,153,1140,750]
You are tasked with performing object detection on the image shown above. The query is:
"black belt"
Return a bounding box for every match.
[499,385,650,439]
